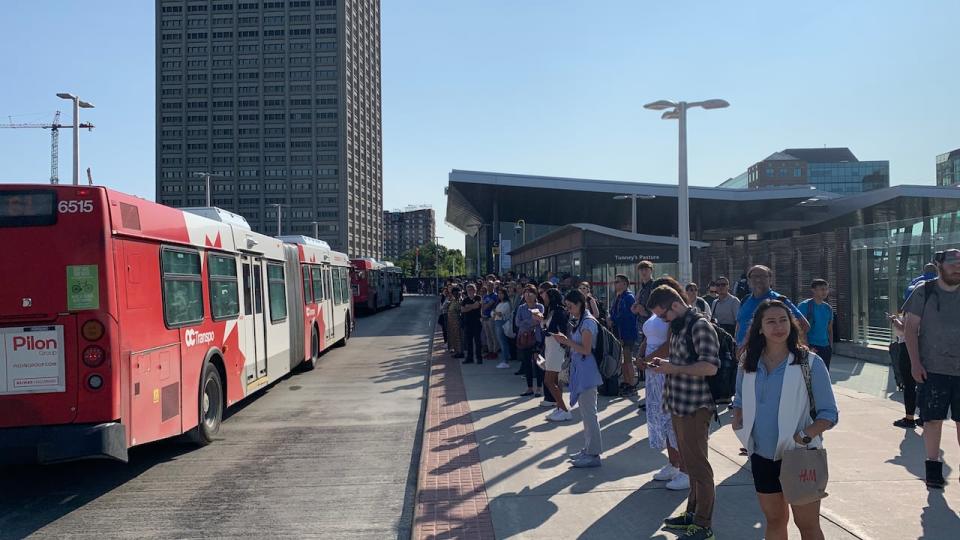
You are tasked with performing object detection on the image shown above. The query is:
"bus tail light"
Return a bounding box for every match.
[87,374,104,390]
[83,346,106,367]
[81,320,105,341]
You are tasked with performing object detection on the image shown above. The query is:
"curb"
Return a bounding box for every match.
[399,303,438,540]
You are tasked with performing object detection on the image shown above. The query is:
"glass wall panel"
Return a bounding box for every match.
[850,210,960,345]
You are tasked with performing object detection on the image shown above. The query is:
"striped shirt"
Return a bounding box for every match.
[665,309,721,416]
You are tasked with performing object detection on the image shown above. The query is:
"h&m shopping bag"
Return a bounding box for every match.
[779,447,829,505]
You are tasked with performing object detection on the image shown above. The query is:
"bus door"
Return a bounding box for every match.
[241,256,268,383]
[323,265,335,341]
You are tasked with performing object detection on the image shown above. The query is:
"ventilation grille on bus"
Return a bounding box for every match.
[161,383,180,422]
[119,203,141,230]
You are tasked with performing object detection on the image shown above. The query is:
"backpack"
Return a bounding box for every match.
[593,322,623,380]
[683,314,738,407]
[595,298,608,328]
[571,315,622,380]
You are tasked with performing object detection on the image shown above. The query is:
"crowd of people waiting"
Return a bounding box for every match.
[433,249,960,540]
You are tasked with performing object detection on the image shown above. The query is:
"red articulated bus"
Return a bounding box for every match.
[0,184,352,464]
[350,258,403,312]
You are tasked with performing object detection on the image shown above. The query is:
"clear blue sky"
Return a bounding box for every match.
[2,1,957,252]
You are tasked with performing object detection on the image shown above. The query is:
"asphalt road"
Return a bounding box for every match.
[0,296,435,540]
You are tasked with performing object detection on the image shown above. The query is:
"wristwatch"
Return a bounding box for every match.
[797,431,812,444]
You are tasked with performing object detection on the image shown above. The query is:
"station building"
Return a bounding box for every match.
[445,169,960,351]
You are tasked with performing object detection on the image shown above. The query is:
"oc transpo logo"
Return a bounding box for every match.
[184,329,215,348]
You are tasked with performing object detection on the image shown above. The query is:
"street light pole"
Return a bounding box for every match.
[270,203,283,236]
[643,98,729,284]
[311,221,319,239]
[56,93,95,186]
[433,235,443,294]
[677,101,690,284]
[192,172,221,206]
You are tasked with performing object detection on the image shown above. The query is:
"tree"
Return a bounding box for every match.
[396,243,465,278]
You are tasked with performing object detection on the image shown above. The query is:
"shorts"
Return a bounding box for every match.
[621,339,640,360]
[918,372,960,422]
[749,453,783,494]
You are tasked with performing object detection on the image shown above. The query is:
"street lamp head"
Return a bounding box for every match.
[662,110,680,120]
[78,100,95,109]
[697,99,730,110]
[56,93,76,100]
[612,195,630,200]
[643,100,677,111]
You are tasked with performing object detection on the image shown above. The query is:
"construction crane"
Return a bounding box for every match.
[0,111,94,184]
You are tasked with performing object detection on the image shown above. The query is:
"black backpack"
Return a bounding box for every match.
[683,314,738,408]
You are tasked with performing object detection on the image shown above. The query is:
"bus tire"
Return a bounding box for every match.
[304,326,319,370]
[336,313,351,347]
[188,361,224,446]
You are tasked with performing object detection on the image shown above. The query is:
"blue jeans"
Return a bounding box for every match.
[495,319,512,363]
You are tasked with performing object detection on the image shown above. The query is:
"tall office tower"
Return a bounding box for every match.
[383,206,435,261]
[156,0,383,258]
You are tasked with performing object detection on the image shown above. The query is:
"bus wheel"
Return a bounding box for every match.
[336,314,350,347]
[304,326,319,369]
[189,361,223,445]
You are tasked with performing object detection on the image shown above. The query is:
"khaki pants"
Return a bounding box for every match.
[672,408,715,528]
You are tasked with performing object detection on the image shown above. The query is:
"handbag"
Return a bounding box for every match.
[780,354,829,505]
[889,342,905,391]
[780,448,829,505]
[535,353,547,370]
[517,329,536,350]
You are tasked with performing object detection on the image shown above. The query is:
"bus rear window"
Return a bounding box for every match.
[0,190,57,227]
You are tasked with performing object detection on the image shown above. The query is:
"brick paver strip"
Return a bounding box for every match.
[414,330,496,540]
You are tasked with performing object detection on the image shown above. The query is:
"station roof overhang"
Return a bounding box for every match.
[509,223,711,257]
[749,184,960,233]
[445,169,839,240]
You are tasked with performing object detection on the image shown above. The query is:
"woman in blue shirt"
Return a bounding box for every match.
[553,289,604,468]
[732,300,838,540]
[516,285,545,397]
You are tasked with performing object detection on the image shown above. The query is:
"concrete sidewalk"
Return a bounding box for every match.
[456,355,960,539]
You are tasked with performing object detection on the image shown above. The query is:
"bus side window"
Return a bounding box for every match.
[161,248,204,327]
[332,267,342,305]
[302,266,313,304]
[209,254,240,320]
[311,266,323,301]
[339,268,348,304]
[267,263,287,323]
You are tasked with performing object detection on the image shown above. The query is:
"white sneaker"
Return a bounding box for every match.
[546,409,573,422]
[653,464,679,481]
[665,471,690,491]
[539,400,554,408]
[496,362,510,369]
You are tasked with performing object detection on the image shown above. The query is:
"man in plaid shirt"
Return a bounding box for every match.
[647,285,720,540]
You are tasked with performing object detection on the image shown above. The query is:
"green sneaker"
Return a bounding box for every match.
[682,525,715,540]
[662,511,694,530]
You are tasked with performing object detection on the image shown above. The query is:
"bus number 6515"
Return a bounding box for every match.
[58,200,94,213]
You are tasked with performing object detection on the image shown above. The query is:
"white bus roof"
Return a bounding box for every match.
[181,207,252,230]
